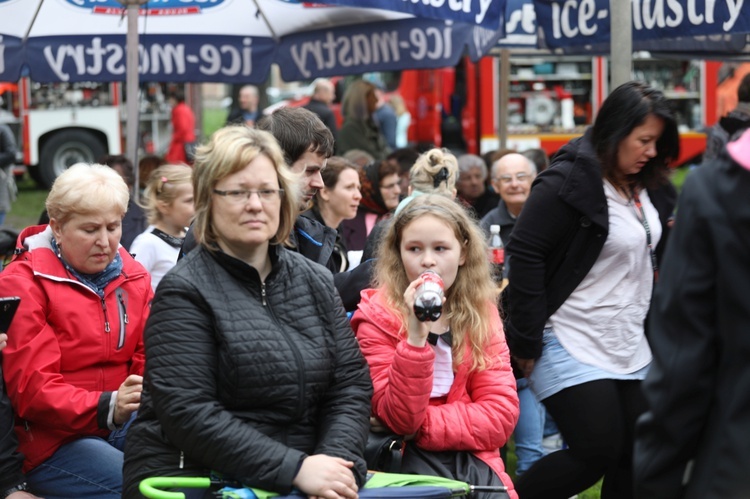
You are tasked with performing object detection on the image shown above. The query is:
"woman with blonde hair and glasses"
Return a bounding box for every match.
[123,126,372,499]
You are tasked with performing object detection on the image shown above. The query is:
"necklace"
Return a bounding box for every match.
[606,176,633,201]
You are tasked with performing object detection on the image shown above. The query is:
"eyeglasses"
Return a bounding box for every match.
[213,189,284,204]
[495,173,531,184]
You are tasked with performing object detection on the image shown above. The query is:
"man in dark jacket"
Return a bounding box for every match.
[634,128,750,498]
[226,85,260,127]
[258,107,373,310]
[480,153,537,245]
[303,79,338,142]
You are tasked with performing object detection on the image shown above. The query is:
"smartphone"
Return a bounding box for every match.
[0,296,20,333]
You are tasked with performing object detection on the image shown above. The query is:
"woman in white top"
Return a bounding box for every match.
[504,81,679,499]
[130,164,194,291]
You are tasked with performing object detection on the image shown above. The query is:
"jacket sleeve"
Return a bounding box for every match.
[416,313,519,453]
[145,273,307,494]
[505,169,578,360]
[312,287,372,487]
[0,268,113,432]
[129,281,151,377]
[333,259,373,312]
[0,365,25,493]
[352,310,434,436]
[634,172,718,497]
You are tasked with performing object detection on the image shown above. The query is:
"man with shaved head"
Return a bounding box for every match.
[304,78,338,141]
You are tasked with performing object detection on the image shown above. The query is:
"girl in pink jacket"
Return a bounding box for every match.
[351,194,519,498]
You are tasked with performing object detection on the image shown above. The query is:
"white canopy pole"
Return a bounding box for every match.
[499,48,510,151]
[122,0,148,203]
[610,0,632,91]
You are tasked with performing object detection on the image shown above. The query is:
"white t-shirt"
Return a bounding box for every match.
[130,225,181,291]
[430,334,454,398]
[546,180,661,373]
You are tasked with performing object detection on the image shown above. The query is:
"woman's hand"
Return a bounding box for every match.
[114,374,143,425]
[515,357,536,378]
[404,277,430,347]
[293,454,359,499]
[0,332,7,351]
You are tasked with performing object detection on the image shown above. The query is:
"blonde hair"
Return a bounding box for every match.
[140,164,193,225]
[46,163,129,226]
[374,195,498,371]
[409,148,458,196]
[191,126,300,249]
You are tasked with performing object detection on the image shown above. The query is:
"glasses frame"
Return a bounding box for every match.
[212,188,285,204]
[494,173,532,184]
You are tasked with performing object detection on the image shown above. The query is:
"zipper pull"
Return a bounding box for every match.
[118,293,129,324]
[101,298,110,333]
[261,282,267,306]
[179,451,185,469]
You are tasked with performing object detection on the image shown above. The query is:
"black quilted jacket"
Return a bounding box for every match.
[123,245,372,497]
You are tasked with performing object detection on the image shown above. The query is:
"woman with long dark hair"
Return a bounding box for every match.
[505,81,679,499]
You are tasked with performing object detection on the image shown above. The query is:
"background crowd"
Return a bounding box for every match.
[0,77,748,499]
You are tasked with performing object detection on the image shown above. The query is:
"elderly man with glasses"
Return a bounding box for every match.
[480,153,537,245]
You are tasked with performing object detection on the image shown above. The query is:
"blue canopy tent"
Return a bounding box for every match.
[0,0,505,190]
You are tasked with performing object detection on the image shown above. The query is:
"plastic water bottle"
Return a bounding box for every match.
[413,270,444,322]
[489,224,504,282]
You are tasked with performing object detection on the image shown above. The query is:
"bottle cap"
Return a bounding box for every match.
[490,224,500,234]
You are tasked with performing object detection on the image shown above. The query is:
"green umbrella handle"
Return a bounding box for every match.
[139,477,212,499]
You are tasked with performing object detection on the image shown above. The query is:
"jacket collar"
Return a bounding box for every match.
[491,199,517,227]
[13,224,145,284]
[208,243,284,286]
[555,129,608,229]
[288,214,336,266]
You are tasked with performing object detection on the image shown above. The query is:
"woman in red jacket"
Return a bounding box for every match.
[0,163,153,498]
[165,90,196,165]
[351,194,519,498]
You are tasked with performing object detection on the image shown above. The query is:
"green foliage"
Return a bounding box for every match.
[203,107,228,140]
[670,164,692,194]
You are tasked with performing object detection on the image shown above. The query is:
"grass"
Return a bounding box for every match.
[6,176,48,232]
[203,107,228,140]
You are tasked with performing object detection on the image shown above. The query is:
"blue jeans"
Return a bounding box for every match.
[26,414,135,498]
[513,377,546,476]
